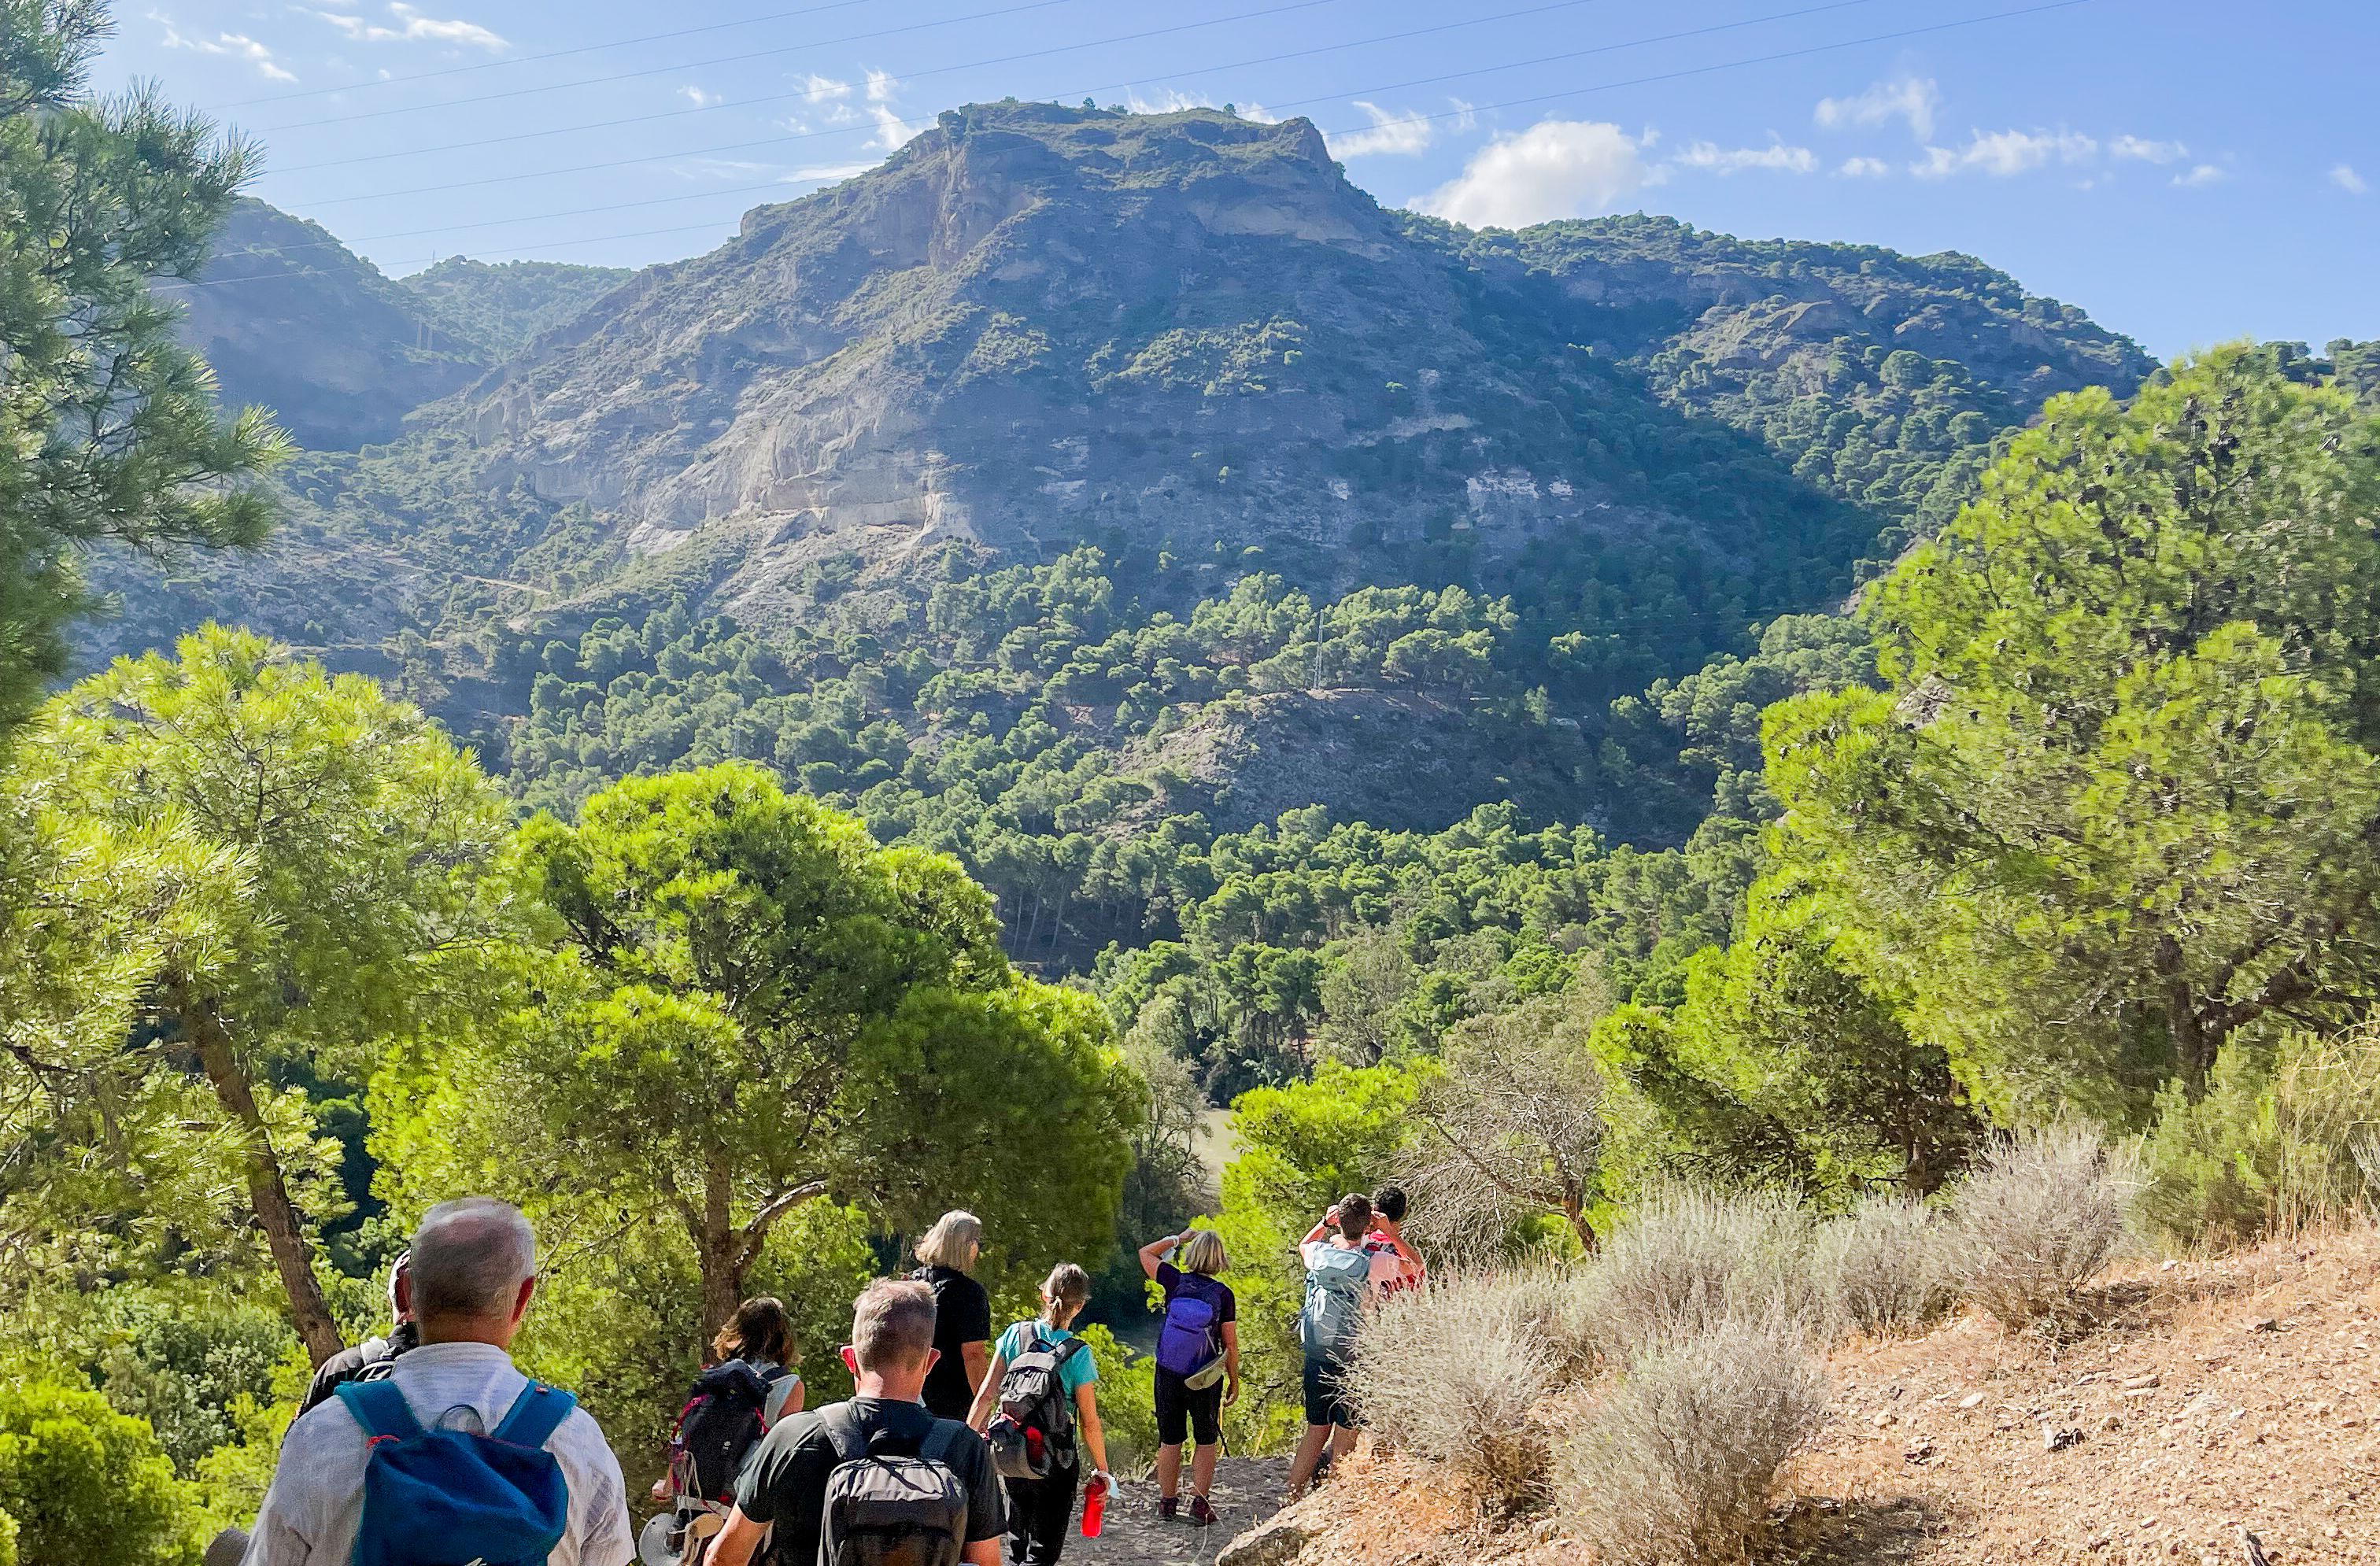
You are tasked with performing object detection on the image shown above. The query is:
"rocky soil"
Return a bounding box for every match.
[1211,1227,2380,1566]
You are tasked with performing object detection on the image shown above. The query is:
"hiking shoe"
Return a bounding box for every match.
[1157,1496,1179,1522]
[1189,1497,1218,1528]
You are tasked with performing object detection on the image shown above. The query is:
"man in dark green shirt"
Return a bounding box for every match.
[708,1278,1005,1566]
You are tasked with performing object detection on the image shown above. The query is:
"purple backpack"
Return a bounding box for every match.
[1156,1293,1223,1385]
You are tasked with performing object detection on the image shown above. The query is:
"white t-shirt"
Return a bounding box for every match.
[243,1341,636,1566]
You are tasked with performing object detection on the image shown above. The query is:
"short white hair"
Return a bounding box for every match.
[914,1210,982,1271]
[410,1199,536,1320]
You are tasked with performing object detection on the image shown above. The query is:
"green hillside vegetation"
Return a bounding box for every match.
[15,16,2380,1557]
[396,255,634,360]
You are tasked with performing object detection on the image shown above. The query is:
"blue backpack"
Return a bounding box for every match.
[334,1378,577,1566]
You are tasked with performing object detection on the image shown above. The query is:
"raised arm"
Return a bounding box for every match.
[1137,1232,1182,1280]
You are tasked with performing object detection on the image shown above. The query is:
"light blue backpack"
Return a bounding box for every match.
[1299,1245,1372,1361]
[334,1378,576,1566]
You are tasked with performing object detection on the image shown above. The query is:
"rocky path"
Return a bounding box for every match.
[1067,1457,1290,1566]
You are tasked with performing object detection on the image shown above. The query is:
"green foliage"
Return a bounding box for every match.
[1768,347,2380,1125]
[0,1378,201,1566]
[396,254,631,360]
[83,1296,294,1475]
[0,0,287,731]
[3,626,515,1355]
[2138,1024,2380,1246]
[378,763,1136,1344]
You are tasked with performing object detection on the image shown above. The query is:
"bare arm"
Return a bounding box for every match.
[1074,1384,1111,1476]
[959,1340,989,1402]
[1220,1320,1242,1405]
[1136,1232,1181,1280]
[966,1348,1010,1431]
[965,1542,1003,1566]
[1299,1217,1332,1249]
[707,1509,767,1566]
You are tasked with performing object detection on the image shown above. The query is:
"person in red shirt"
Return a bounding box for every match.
[1361,1186,1426,1296]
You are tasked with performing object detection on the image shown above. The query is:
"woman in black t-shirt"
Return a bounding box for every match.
[1136,1228,1240,1527]
[911,1210,992,1421]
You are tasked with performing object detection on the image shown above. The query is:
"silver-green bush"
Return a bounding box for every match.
[1559,1313,1827,1564]
[1341,1271,1561,1507]
[1953,1125,2141,1333]
[1808,1193,1960,1339]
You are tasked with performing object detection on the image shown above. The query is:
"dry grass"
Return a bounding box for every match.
[1809,1193,1961,1341]
[1953,1125,2142,1335]
[1577,1186,1821,1357]
[1341,1271,1562,1508]
[1560,1312,1829,1566]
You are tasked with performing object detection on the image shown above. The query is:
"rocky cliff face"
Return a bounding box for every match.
[408,102,2149,631]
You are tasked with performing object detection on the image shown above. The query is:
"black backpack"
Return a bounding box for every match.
[985,1331,1085,1479]
[817,1404,970,1566]
[670,1360,790,1504]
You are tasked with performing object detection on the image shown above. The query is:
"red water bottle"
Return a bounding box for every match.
[1081,1473,1108,1537]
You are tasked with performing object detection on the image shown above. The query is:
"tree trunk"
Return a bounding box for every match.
[1561,1192,1598,1255]
[696,1154,748,1352]
[180,991,346,1366]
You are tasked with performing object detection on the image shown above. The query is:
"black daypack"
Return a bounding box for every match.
[985,1331,1085,1479]
[817,1404,970,1566]
[671,1360,791,1504]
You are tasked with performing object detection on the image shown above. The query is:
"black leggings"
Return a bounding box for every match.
[1003,1462,1081,1565]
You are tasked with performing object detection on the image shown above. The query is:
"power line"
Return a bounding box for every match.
[273,0,1611,176]
[209,0,889,110]
[252,0,1345,134]
[284,0,1887,208]
[158,0,2089,283]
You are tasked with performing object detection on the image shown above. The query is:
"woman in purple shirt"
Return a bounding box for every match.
[1136,1228,1240,1527]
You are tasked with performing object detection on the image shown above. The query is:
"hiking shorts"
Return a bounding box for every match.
[1155,1366,1223,1447]
[1302,1354,1356,1431]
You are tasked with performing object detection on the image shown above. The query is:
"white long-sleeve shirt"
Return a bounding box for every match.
[243,1341,636,1566]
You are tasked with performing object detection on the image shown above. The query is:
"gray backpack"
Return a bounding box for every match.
[1299,1244,1372,1362]
[816,1405,970,1566]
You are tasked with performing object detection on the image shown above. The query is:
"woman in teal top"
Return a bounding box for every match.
[967,1261,1112,1564]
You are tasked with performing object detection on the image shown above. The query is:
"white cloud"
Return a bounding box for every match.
[1448,98,1476,133]
[670,157,782,180]
[678,85,719,108]
[1912,129,2096,179]
[1328,102,1432,159]
[1838,155,1890,178]
[2111,135,2186,164]
[867,102,926,150]
[155,15,298,79]
[1417,118,1647,230]
[1814,74,1938,140]
[788,161,875,183]
[316,2,505,50]
[799,72,852,104]
[864,68,897,103]
[2171,163,2224,187]
[2332,163,2369,194]
[1672,140,1816,175]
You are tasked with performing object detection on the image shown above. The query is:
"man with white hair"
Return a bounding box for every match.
[243,1197,636,1566]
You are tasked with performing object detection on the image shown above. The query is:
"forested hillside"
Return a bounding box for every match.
[17,20,2380,1560]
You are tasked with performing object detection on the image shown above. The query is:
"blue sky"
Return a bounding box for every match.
[98,0,2374,359]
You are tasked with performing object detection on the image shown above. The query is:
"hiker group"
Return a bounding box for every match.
[222,1186,1425,1566]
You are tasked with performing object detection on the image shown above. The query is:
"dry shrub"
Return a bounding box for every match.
[1560,1313,1828,1565]
[1341,1271,1561,1507]
[1953,1125,2142,1334]
[1579,1187,1820,1357]
[1809,1193,1960,1339]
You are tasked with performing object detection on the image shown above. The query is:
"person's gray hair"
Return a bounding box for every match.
[913,1210,982,1272]
[410,1199,538,1320]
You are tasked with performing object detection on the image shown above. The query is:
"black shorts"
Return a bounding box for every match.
[1302,1354,1356,1431]
[1154,1367,1223,1447]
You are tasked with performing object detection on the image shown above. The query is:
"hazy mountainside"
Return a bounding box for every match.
[167,199,628,449]
[397,255,634,361]
[98,102,2168,888]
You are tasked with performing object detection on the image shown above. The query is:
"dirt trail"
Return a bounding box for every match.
[1068,1456,1290,1566]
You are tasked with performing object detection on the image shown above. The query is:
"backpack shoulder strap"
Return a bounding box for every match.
[491,1382,578,1450]
[818,1402,869,1466]
[757,1364,791,1387]
[335,1379,423,1442]
[1050,1336,1087,1367]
